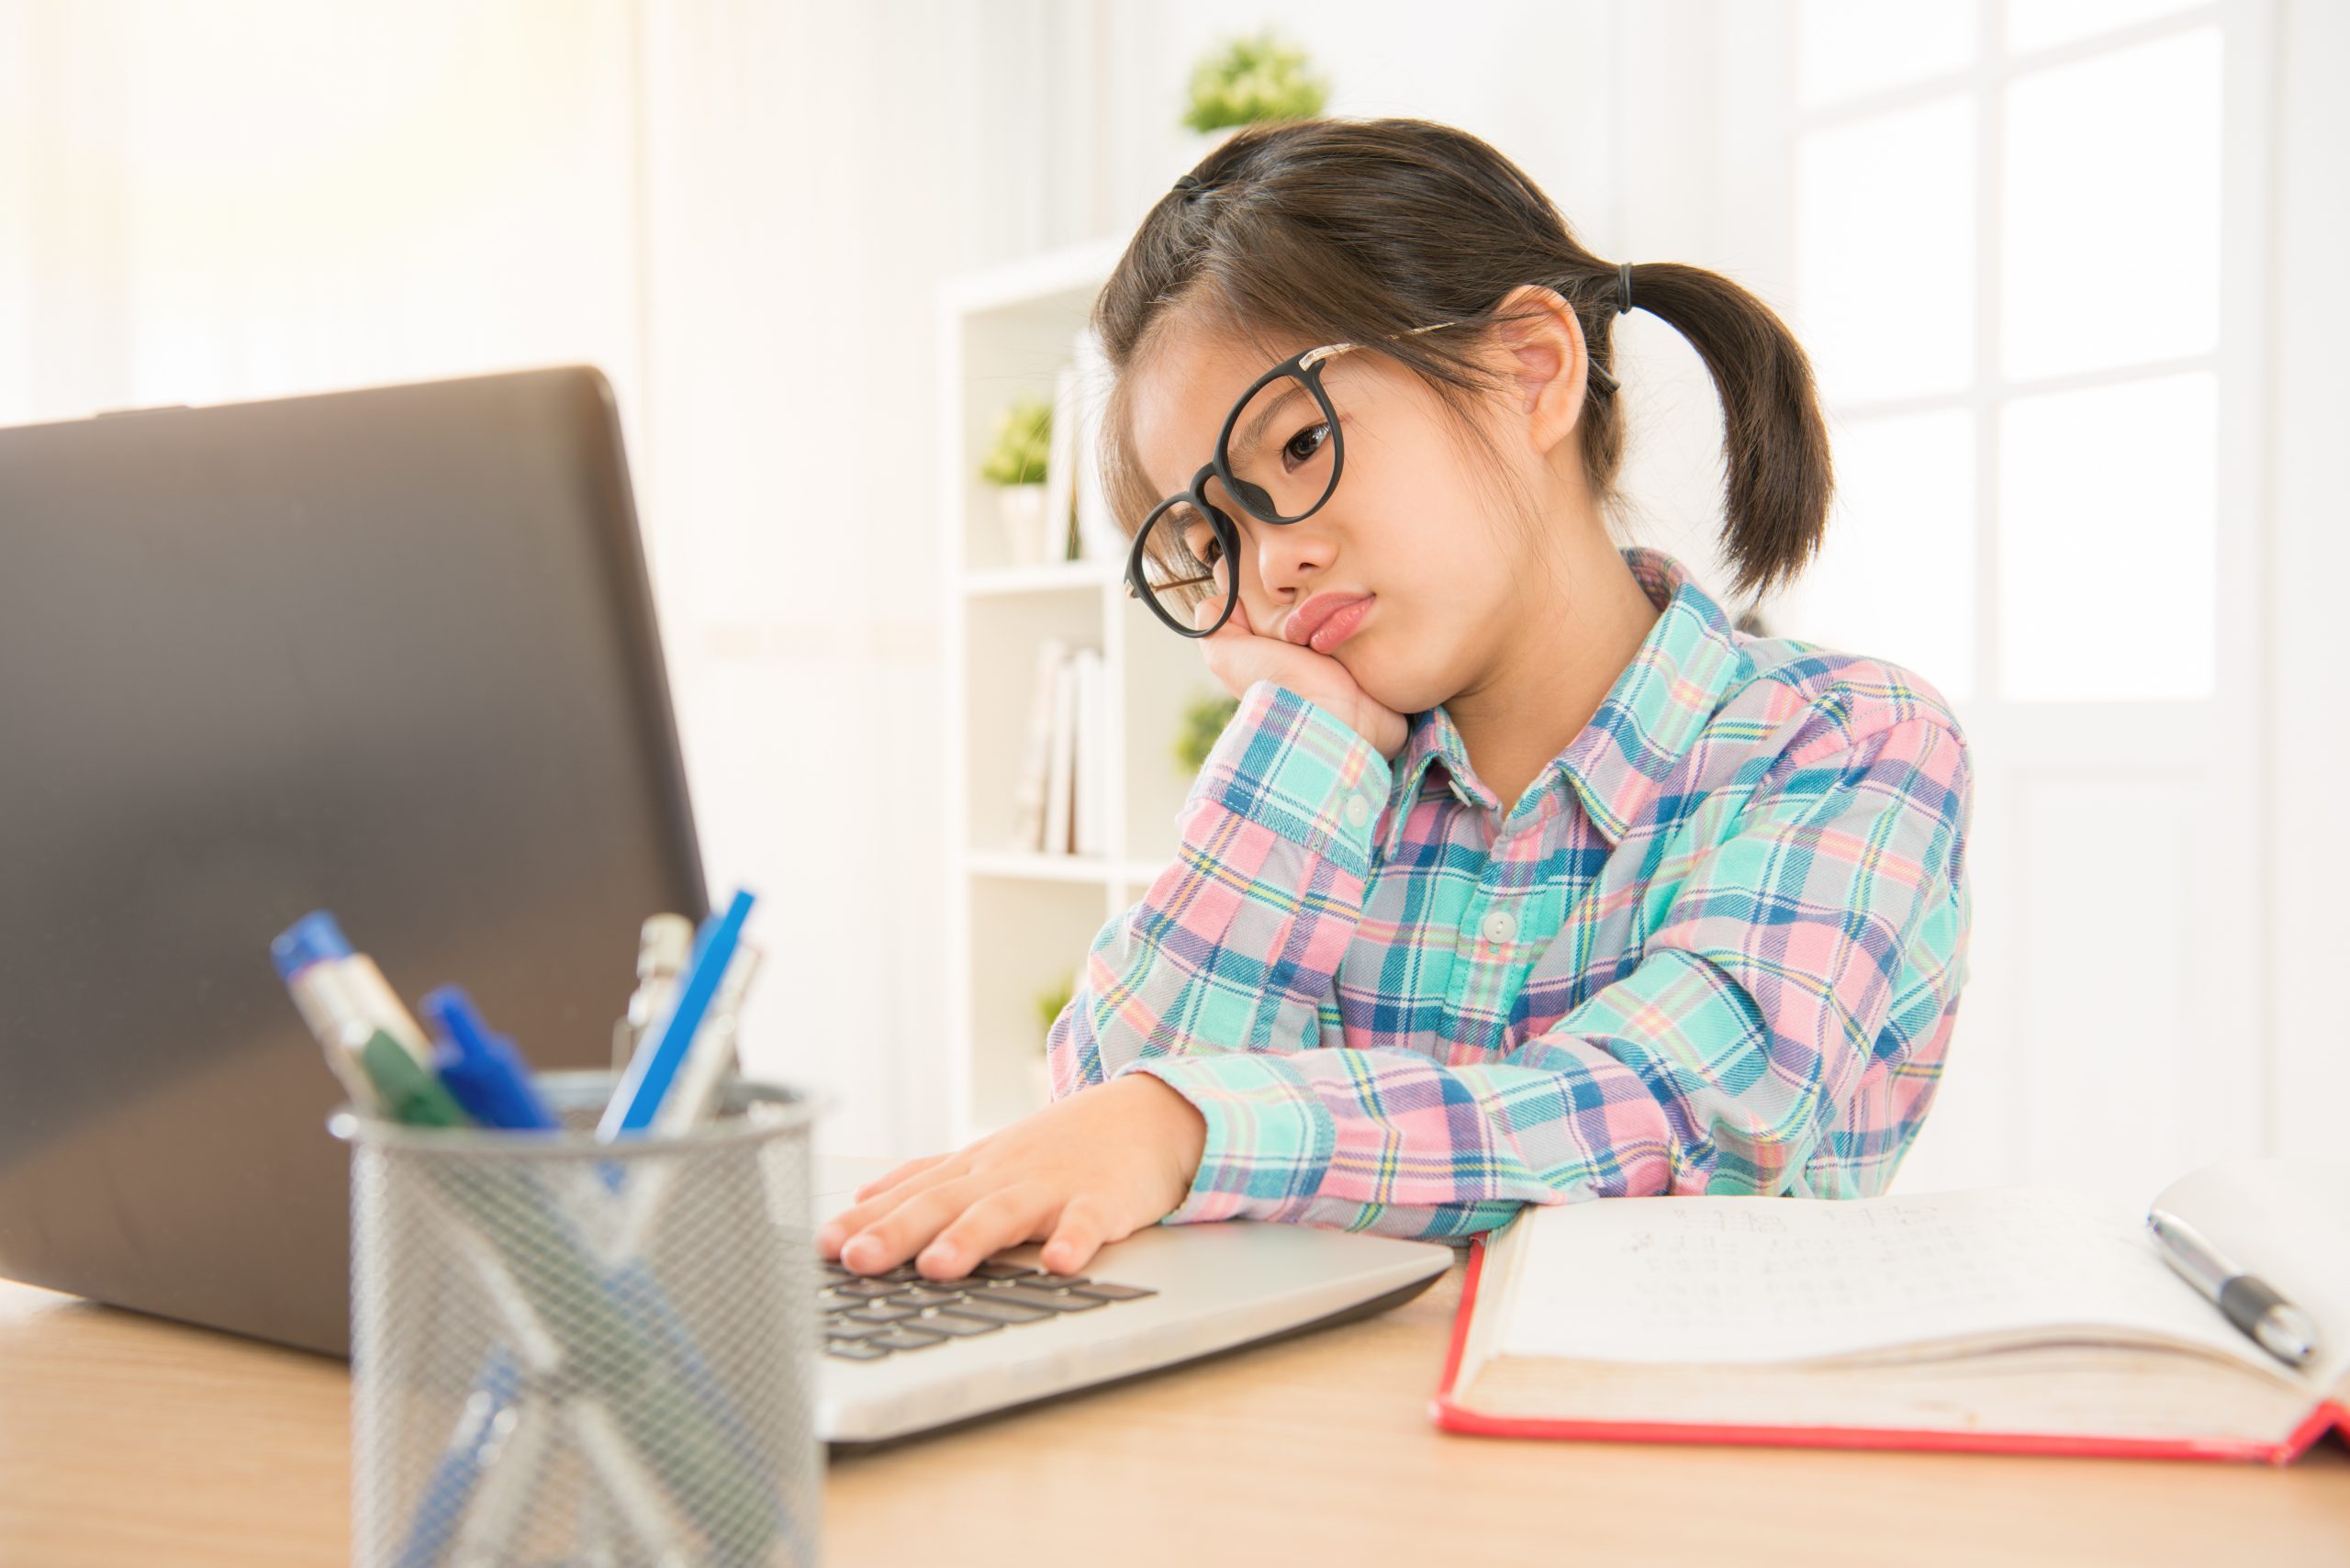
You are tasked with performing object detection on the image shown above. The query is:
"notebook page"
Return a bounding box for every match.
[1497,1185,2284,1369]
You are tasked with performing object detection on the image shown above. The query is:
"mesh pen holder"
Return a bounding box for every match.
[330,1070,824,1568]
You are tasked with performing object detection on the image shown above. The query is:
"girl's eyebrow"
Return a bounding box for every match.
[1229,381,1310,457]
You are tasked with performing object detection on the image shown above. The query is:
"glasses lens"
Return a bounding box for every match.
[1133,498,1231,625]
[1222,369,1337,523]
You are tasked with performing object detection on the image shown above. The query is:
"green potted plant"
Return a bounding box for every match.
[980,392,1055,566]
[1176,689,1241,774]
[1181,29,1329,140]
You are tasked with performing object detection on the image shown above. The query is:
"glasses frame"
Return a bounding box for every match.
[1125,316,1620,638]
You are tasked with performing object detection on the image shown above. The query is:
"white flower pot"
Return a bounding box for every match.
[994,483,1052,568]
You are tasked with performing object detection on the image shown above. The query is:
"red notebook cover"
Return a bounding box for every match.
[1429,1232,2350,1464]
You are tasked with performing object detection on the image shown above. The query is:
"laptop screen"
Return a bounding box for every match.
[0,366,705,1353]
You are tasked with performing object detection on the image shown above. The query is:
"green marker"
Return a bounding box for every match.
[353,1027,471,1127]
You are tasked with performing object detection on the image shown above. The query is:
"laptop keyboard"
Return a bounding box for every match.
[819,1256,1157,1361]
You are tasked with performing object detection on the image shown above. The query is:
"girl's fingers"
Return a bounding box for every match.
[1039,1193,1111,1276]
[836,1177,983,1273]
[820,1158,961,1257]
[914,1185,1051,1281]
[851,1150,948,1203]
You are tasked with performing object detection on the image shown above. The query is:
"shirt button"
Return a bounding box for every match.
[1343,794,1371,827]
[1481,910,1516,945]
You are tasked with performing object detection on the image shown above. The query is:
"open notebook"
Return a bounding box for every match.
[1432,1158,2350,1462]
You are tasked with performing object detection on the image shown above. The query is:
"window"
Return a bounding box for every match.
[1776,0,2231,704]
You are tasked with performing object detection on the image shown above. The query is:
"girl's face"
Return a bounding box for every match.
[1125,316,1549,719]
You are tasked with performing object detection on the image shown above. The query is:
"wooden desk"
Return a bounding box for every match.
[3,1268,2344,1566]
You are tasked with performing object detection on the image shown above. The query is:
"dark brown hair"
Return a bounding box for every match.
[1089,116,1833,603]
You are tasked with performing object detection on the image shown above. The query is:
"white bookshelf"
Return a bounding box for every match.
[938,237,1226,1145]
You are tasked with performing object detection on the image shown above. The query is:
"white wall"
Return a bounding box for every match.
[0,0,643,425]
[631,0,1119,1158]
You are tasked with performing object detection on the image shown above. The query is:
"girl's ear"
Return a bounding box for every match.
[1486,283,1592,457]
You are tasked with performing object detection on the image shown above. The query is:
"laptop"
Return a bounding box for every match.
[0,365,1455,1444]
[811,1154,1452,1449]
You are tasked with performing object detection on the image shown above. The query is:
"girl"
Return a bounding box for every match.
[819,117,1974,1284]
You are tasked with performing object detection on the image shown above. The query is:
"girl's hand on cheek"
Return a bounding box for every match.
[1192,586,1409,760]
[812,1075,1209,1280]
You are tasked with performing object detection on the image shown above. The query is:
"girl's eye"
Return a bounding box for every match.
[1187,530,1224,567]
[1283,422,1331,469]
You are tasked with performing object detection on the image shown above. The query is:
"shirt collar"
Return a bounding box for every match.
[1380,544,1749,857]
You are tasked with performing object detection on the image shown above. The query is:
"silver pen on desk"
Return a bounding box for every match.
[2145,1207,2322,1370]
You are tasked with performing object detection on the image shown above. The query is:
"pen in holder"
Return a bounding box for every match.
[332,1070,823,1568]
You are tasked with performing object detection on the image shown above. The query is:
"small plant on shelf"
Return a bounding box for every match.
[981,393,1057,566]
[979,394,1052,487]
[1182,30,1329,134]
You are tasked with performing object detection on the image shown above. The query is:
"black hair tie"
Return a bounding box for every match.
[1617,262,1635,316]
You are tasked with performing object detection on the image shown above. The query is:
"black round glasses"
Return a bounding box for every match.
[1125,319,1621,638]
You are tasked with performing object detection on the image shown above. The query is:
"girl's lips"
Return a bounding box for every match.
[1308,595,1374,653]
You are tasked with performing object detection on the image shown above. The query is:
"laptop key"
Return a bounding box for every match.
[914,1312,1002,1338]
[936,1295,1053,1326]
[825,1319,886,1339]
[834,1278,901,1298]
[1021,1273,1090,1290]
[844,1304,923,1325]
[1069,1281,1156,1301]
[972,1261,1038,1280]
[890,1286,966,1306]
[984,1284,1106,1313]
[825,1340,891,1361]
[867,1327,947,1351]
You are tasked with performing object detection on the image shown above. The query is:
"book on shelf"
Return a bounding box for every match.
[1432,1157,2350,1464]
[1071,646,1104,857]
[1007,639,1105,859]
[1008,636,1068,854]
[1039,648,1077,856]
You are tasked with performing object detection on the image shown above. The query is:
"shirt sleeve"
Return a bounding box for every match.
[1045,677,1391,1100]
[1104,709,1975,1240]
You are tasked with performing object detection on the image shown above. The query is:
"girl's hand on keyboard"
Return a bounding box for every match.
[814,1075,1209,1280]
[1192,569,1409,761]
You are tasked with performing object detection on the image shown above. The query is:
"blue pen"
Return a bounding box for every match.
[589,886,807,1557]
[599,888,755,1139]
[392,1349,525,1568]
[391,988,552,1568]
[424,987,559,1132]
[402,990,686,1567]
[398,1000,734,1568]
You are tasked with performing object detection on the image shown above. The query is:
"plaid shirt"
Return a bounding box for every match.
[1047,545,1975,1239]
